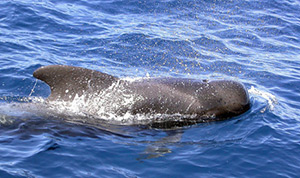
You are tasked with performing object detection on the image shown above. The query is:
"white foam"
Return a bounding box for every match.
[35,80,143,124]
[121,76,150,82]
[248,86,278,112]
[0,114,14,125]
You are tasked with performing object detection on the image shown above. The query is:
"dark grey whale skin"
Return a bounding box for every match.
[33,65,250,124]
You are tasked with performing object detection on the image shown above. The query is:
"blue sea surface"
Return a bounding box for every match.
[0,0,300,177]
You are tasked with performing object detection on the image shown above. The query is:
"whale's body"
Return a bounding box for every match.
[33,65,250,125]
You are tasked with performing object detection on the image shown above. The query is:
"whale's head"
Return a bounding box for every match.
[202,80,250,118]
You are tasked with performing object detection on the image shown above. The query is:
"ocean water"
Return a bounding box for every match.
[0,0,300,177]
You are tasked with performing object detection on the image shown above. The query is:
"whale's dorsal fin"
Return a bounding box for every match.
[33,65,118,101]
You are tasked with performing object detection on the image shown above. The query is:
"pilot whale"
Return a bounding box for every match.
[33,65,250,126]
